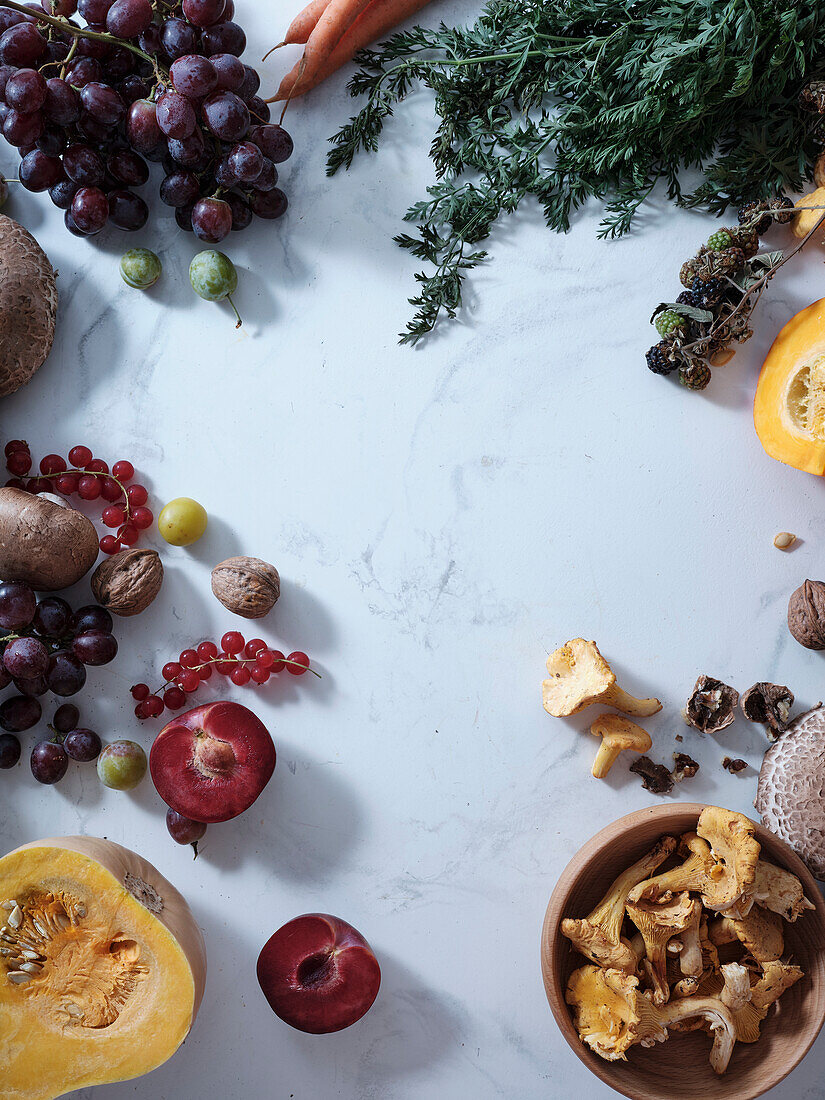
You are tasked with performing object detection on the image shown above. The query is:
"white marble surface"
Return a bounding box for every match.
[3,2,825,1097]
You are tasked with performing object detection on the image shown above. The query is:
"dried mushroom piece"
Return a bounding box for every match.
[626,892,701,1006]
[740,682,794,739]
[787,579,825,650]
[672,753,699,781]
[686,675,739,733]
[629,756,673,795]
[629,833,715,905]
[696,806,760,914]
[542,638,661,718]
[560,836,677,971]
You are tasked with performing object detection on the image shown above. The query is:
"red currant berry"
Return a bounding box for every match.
[135,701,148,719]
[163,685,186,709]
[56,472,79,495]
[144,694,165,717]
[40,454,67,475]
[26,477,51,494]
[197,664,213,680]
[231,666,250,686]
[221,631,244,655]
[177,669,200,692]
[256,649,275,670]
[286,651,310,675]
[131,682,150,700]
[86,458,109,474]
[179,649,199,669]
[162,661,181,681]
[117,523,139,546]
[250,664,270,684]
[132,506,154,530]
[78,474,101,500]
[126,483,148,506]
[102,504,126,528]
[112,460,134,481]
[68,445,93,467]
[4,440,27,457]
[5,477,26,490]
[197,641,219,661]
[268,649,286,673]
[7,451,32,475]
[101,477,123,502]
[99,534,119,555]
[244,638,266,658]
[215,655,235,675]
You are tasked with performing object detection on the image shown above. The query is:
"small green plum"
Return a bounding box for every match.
[97,740,147,791]
[120,248,162,290]
[158,497,208,546]
[189,249,241,327]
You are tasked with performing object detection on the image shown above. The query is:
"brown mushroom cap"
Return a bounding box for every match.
[0,215,57,397]
[0,487,98,590]
[756,704,825,878]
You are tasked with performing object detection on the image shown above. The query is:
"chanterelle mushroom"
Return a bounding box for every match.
[0,215,57,398]
[566,966,737,1074]
[724,906,784,964]
[751,861,814,923]
[701,959,803,1044]
[719,961,752,1012]
[696,806,760,913]
[629,832,715,904]
[589,714,651,778]
[542,639,661,718]
[561,835,676,971]
[626,892,701,1005]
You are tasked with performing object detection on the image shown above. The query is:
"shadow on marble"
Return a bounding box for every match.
[278,577,340,655]
[183,512,244,567]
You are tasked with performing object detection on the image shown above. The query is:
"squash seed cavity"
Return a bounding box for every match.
[0,891,147,1029]
[785,354,825,439]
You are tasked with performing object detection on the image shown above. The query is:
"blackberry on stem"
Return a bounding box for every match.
[646,342,679,376]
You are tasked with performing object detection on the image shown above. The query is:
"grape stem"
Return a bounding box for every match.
[0,0,167,80]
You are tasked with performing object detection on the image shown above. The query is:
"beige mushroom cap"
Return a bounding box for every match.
[0,215,57,397]
[542,638,661,718]
[589,713,652,778]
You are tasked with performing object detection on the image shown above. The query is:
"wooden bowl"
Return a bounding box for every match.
[541,803,825,1100]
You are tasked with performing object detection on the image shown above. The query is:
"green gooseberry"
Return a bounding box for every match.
[189,249,241,327]
[120,248,162,290]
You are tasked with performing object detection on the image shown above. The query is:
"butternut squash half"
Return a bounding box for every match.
[754,298,825,474]
[0,836,206,1100]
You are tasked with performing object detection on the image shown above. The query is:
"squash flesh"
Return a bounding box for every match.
[754,298,825,475]
[0,839,204,1100]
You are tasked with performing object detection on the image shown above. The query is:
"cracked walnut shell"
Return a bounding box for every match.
[788,580,825,650]
[90,548,163,616]
[211,556,280,619]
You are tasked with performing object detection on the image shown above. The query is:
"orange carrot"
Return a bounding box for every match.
[269,0,433,101]
[280,0,330,47]
[290,0,376,93]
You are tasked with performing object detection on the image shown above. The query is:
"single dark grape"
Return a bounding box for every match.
[43,77,80,125]
[106,0,152,38]
[78,0,113,19]
[118,74,152,104]
[170,53,217,99]
[160,16,197,60]
[63,143,104,186]
[14,674,48,696]
[156,89,196,139]
[52,703,80,733]
[19,149,63,192]
[0,694,41,732]
[159,169,199,207]
[108,188,148,230]
[80,81,125,126]
[64,208,87,236]
[137,22,162,56]
[5,67,47,111]
[182,0,225,28]
[166,807,206,851]
[253,158,277,191]
[223,0,234,15]
[175,202,194,231]
[246,95,270,125]
[214,156,235,186]
[0,62,15,97]
[0,581,36,630]
[31,740,69,784]
[167,126,206,168]
[43,38,70,66]
[227,191,251,230]
[47,651,87,696]
[249,124,293,163]
[250,187,287,220]
[107,148,149,185]
[3,636,49,679]
[64,57,104,87]
[71,185,108,234]
[75,23,112,61]
[36,125,67,156]
[228,140,262,182]
[201,90,248,141]
[64,727,102,762]
[0,733,21,769]
[48,179,78,209]
[192,196,232,243]
[209,51,244,91]
[236,64,259,102]
[201,21,246,57]
[126,97,162,154]
[0,10,27,34]
[105,45,135,81]
[33,596,72,637]
[2,108,42,148]
[72,629,118,666]
[72,605,113,634]
[0,23,46,67]
[0,666,11,690]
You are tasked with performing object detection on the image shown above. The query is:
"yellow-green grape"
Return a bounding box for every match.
[97,740,147,791]
[158,497,208,546]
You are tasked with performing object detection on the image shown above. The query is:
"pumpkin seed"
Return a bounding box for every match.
[55,913,70,931]
[32,919,48,938]
[19,962,42,974]
[20,949,42,961]
[1,900,17,911]
[7,971,31,984]
[64,1003,82,1018]
[7,906,22,929]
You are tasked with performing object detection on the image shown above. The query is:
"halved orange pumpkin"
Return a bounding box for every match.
[0,836,206,1100]
[754,298,825,474]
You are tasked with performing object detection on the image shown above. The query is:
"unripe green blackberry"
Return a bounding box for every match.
[654,309,685,337]
[646,342,678,376]
[706,229,732,252]
[679,361,712,390]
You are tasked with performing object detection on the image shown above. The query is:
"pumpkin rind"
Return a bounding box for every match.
[0,836,206,1100]
[754,298,825,475]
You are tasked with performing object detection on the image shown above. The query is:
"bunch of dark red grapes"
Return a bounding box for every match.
[0,0,292,241]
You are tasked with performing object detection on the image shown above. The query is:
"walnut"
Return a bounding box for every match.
[722,757,748,774]
[740,682,794,740]
[788,579,825,650]
[672,752,699,781]
[685,675,739,734]
[211,556,280,619]
[90,548,163,616]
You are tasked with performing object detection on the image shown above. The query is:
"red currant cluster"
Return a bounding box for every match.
[131,630,315,719]
[4,441,153,555]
